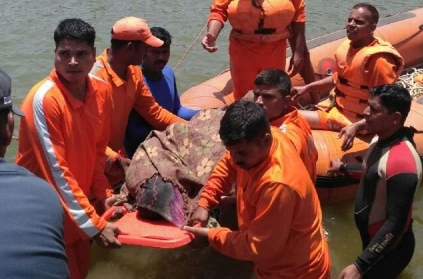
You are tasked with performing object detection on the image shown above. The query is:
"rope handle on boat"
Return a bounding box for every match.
[392,24,423,48]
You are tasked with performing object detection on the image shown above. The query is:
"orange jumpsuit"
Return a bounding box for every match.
[271,106,317,182]
[317,38,404,130]
[16,70,113,279]
[91,49,187,185]
[208,0,306,100]
[198,127,331,279]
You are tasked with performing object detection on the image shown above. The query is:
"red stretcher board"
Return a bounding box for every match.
[102,206,194,249]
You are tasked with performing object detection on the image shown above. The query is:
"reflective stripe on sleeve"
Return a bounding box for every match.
[32,80,100,238]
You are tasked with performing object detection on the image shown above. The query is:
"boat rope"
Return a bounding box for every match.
[397,67,423,99]
[174,22,208,71]
[392,24,423,48]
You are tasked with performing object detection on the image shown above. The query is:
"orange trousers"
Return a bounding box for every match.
[229,36,287,100]
[66,240,91,279]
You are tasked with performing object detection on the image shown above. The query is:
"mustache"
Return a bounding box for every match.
[154,60,167,65]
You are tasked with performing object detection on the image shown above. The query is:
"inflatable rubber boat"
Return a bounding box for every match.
[181,8,423,203]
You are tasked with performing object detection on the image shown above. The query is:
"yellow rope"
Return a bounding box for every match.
[174,22,208,71]
[397,67,423,99]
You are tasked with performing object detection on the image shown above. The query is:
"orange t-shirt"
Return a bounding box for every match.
[271,106,318,182]
[198,127,331,279]
[91,49,187,160]
[16,70,113,244]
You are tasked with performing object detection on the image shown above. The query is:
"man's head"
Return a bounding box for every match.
[346,3,378,47]
[364,84,411,138]
[110,17,164,66]
[219,100,272,170]
[142,27,172,73]
[253,69,292,121]
[0,69,24,157]
[54,18,97,85]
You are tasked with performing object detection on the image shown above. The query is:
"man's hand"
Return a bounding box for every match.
[337,264,362,279]
[94,222,122,248]
[118,157,131,174]
[189,206,209,227]
[103,194,128,211]
[288,51,305,77]
[327,158,344,177]
[338,119,366,151]
[291,85,309,100]
[183,226,210,247]
[201,33,218,53]
[337,124,358,151]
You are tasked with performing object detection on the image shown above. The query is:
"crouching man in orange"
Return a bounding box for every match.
[16,18,122,279]
[91,17,187,189]
[184,100,331,279]
[253,69,318,182]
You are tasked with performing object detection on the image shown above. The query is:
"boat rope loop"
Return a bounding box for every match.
[174,22,208,71]
[393,24,423,48]
[397,67,423,99]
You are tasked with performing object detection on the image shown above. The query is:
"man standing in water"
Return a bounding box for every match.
[91,17,187,188]
[16,19,122,279]
[253,69,317,181]
[185,100,331,279]
[328,85,421,279]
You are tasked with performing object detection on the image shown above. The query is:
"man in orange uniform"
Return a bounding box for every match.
[253,69,317,181]
[184,100,331,279]
[90,17,187,188]
[202,0,319,103]
[291,3,403,133]
[16,18,122,279]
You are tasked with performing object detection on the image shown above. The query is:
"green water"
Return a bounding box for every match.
[1,0,422,278]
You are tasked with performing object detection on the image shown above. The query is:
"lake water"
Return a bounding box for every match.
[1,0,422,278]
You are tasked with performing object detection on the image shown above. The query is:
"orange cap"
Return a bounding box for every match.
[111,17,163,47]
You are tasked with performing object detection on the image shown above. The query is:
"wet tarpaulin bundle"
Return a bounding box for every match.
[123,109,227,227]
[136,174,186,228]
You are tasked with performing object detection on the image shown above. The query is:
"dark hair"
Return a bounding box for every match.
[54,18,96,48]
[150,27,172,46]
[371,84,411,122]
[110,39,142,51]
[219,100,270,146]
[254,69,291,97]
[352,3,379,24]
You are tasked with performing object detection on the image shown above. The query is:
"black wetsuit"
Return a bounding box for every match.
[343,128,421,279]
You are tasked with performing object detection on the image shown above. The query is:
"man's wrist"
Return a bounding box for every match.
[353,261,363,275]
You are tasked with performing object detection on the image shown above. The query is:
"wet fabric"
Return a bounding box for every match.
[125,109,226,224]
[136,174,185,228]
